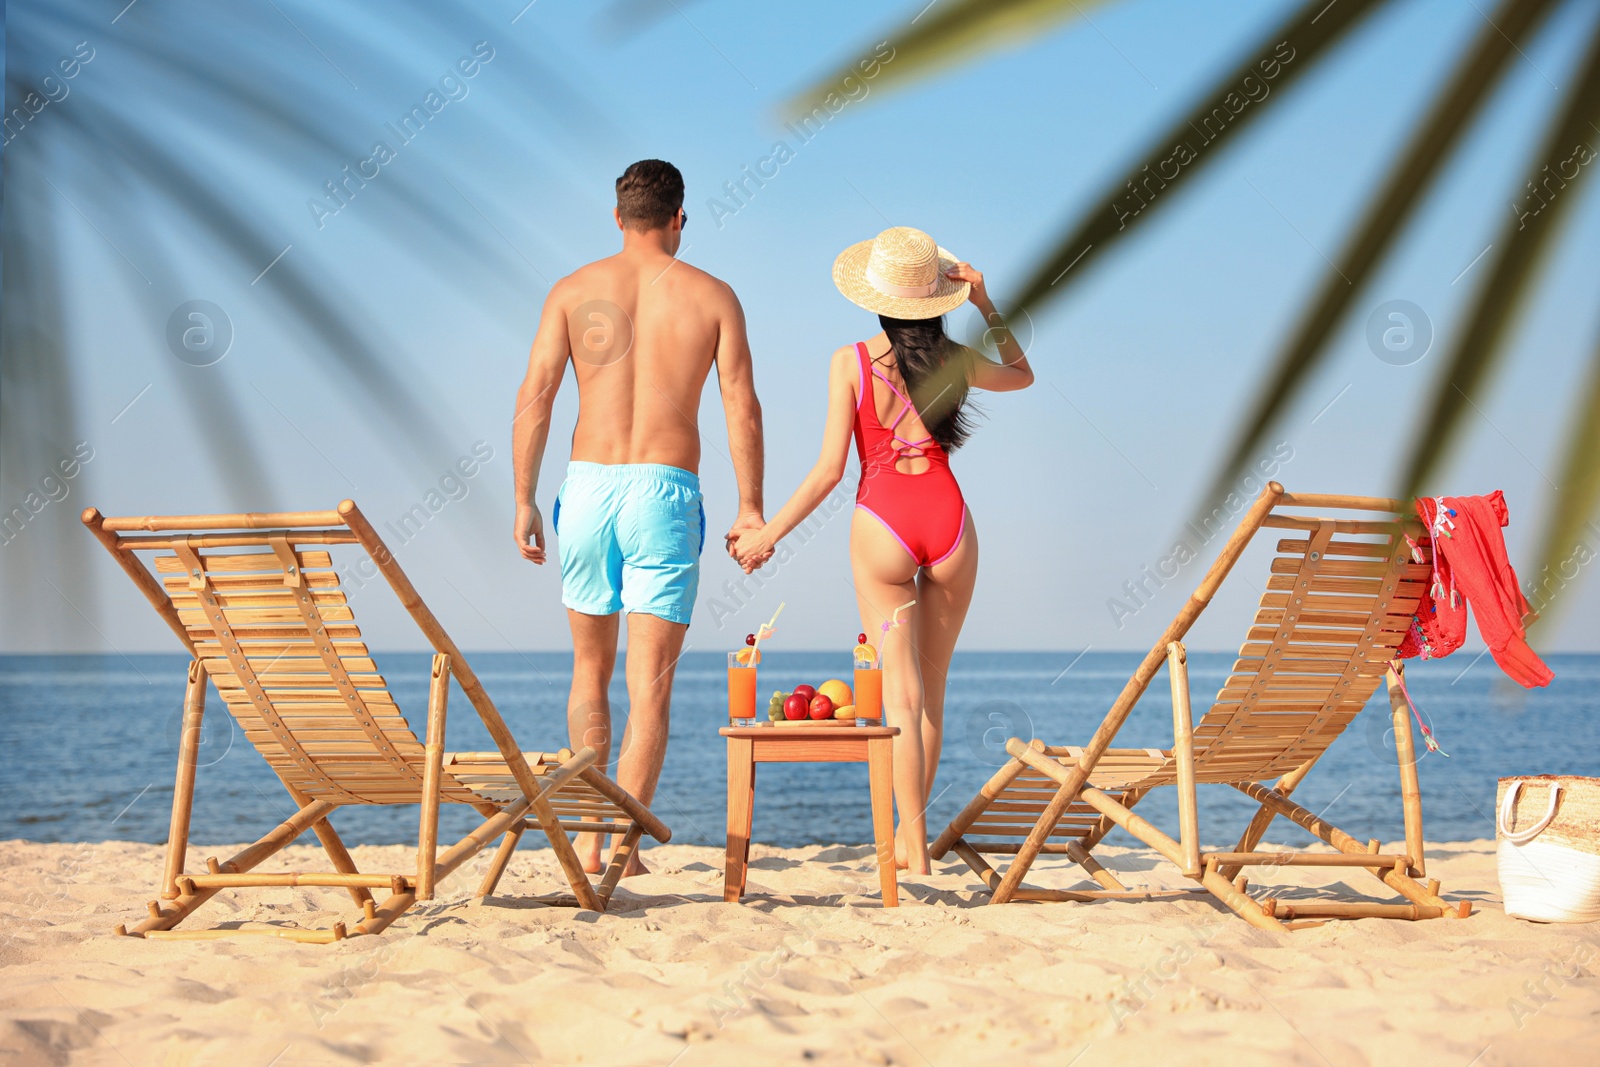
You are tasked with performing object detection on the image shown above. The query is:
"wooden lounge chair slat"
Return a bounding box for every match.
[155,550,335,573]
[178,605,360,625]
[1221,674,1363,691]
[968,822,1090,837]
[220,692,400,711]
[1255,608,1407,629]
[167,572,344,592]
[1269,556,1430,579]
[1258,592,1419,615]
[1276,537,1426,559]
[194,640,371,657]
[1267,574,1387,595]
[239,728,412,744]
[1260,515,1404,534]
[207,673,387,689]
[1236,642,1353,660]
[968,812,1097,828]
[203,651,375,667]
[188,624,364,641]
[172,585,348,605]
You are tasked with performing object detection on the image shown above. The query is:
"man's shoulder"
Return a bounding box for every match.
[558,256,619,289]
[540,262,591,308]
[671,260,736,298]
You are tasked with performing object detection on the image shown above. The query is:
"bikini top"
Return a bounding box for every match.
[852,341,951,476]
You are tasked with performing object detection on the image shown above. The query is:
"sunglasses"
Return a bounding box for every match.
[679,208,688,230]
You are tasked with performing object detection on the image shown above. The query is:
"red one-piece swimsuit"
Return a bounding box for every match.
[851,341,967,566]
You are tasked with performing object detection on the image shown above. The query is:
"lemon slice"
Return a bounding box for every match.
[853,643,877,663]
[734,647,761,665]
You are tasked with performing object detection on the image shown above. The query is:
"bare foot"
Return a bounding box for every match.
[575,832,603,875]
[621,854,651,878]
[894,827,928,874]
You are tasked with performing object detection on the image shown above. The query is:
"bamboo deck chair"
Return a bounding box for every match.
[84,501,670,943]
[932,484,1472,931]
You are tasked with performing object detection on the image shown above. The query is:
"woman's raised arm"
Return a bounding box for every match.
[947,262,1034,393]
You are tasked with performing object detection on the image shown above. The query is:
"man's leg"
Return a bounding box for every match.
[567,608,620,873]
[616,610,688,876]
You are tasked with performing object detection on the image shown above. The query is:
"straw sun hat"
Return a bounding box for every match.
[832,226,970,319]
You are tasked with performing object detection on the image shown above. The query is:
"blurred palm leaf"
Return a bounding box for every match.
[791,0,1600,632]
[2,0,612,642]
[600,0,710,40]
[997,0,1395,310]
[1531,341,1600,624]
[1203,0,1565,513]
[1399,17,1600,495]
[786,0,1117,119]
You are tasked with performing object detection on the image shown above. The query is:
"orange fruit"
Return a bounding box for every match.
[817,679,853,707]
[734,647,761,665]
[854,642,877,663]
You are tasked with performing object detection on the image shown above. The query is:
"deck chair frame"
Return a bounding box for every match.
[931,484,1470,932]
[85,500,669,943]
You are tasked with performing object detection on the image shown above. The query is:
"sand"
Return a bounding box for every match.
[1,837,1597,1066]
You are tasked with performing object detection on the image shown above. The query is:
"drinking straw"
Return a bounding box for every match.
[876,599,916,669]
[751,601,785,660]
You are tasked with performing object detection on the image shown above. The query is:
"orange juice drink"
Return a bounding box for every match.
[727,649,759,724]
[852,666,882,721]
[853,640,882,722]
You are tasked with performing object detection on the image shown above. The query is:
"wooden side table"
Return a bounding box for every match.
[720,725,901,908]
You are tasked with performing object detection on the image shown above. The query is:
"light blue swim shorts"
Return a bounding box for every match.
[553,462,705,626]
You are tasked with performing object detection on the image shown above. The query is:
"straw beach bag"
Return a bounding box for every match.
[1496,776,1600,923]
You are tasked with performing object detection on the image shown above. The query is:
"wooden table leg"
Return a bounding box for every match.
[742,761,756,881]
[725,737,755,902]
[867,736,898,908]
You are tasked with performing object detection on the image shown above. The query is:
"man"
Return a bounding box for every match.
[513,159,765,874]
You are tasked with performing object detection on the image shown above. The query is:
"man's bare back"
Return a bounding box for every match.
[557,251,738,472]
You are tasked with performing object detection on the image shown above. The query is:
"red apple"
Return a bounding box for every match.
[808,694,834,720]
[783,693,810,720]
[792,684,817,705]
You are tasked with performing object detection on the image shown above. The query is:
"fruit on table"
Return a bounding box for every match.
[767,690,788,721]
[808,694,834,720]
[832,703,856,720]
[792,684,816,704]
[783,693,810,720]
[817,679,853,708]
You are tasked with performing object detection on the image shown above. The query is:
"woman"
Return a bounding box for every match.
[729,227,1034,873]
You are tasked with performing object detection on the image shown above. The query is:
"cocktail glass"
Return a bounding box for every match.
[853,651,882,726]
[728,651,758,727]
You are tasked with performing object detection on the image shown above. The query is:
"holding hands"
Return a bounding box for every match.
[727,525,776,574]
[725,513,774,574]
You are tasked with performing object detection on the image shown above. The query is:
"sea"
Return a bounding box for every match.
[2,651,1595,851]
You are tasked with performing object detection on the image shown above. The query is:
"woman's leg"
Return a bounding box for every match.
[915,510,979,802]
[850,509,930,874]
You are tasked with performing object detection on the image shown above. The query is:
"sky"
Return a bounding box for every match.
[3,0,1597,657]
